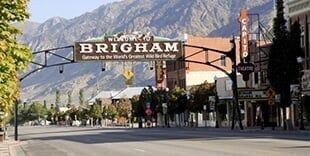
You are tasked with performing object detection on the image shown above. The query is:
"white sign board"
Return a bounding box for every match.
[302,70,310,91]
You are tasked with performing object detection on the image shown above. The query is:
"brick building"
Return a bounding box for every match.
[166,35,241,90]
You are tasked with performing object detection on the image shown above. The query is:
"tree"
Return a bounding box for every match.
[89,103,102,119]
[67,90,72,108]
[55,89,61,111]
[46,107,56,124]
[170,87,187,114]
[131,96,139,115]
[187,81,215,127]
[117,98,132,119]
[27,102,48,123]
[103,104,118,121]
[289,21,304,81]
[0,0,32,124]
[43,100,47,109]
[79,89,85,107]
[137,87,153,128]
[267,0,301,129]
[77,107,90,125]
[188,81,215,113]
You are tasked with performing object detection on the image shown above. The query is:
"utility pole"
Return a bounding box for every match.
[14,100,18,141]
[230,38,244,130]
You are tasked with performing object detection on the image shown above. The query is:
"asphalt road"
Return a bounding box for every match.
[10,126,310,156]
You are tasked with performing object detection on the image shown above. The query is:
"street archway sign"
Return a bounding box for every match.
[74,33,183,61]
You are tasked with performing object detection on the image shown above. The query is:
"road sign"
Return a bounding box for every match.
[145,108,152,116]
[123,69,134,80]
[237,62,255,81]
[266,88,276,105]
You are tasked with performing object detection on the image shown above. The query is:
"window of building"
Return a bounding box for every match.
[301,26,305,48]
[261,71,267,84]
[220,55,226,67]
[254,72,259,84]
[225,79,232,91]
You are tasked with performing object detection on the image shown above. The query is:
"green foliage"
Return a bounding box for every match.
[169,87,187,114]
[79,89,85,106]
[268,0,301,107]
[67,90,72,108]
[188,81,215,113]
[117,98,132,118]
[43,100,47,109]
[65,107,77,120]
[17,101,48,124]
[77,107,90,121]
[137,87,155,117]
[27,102,47,121]
[103,104,118,121]
[0,0,32,123]
[131,95,140,116]
[46,107,56,123]
[55,89,61,108]
[89,103,102,119]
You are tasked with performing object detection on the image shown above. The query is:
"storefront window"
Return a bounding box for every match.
[225,79,232,91]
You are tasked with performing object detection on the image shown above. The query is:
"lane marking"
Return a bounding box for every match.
[134,148,146,152]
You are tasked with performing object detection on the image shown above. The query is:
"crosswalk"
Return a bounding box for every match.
[0,144,10,156]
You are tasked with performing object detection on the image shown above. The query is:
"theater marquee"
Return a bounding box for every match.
[74,34,183,61]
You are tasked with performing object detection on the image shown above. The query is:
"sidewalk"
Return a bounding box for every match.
[0,137,25,156]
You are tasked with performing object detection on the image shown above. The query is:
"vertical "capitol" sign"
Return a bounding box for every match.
[237,9,255,81]
[239,9,250,63]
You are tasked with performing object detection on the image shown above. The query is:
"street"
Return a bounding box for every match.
[8,126,310,156]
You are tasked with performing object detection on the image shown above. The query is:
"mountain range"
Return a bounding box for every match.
[18,0,274,105]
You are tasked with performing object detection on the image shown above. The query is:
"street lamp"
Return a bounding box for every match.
[297,56,305,130]
[214,76,219,128]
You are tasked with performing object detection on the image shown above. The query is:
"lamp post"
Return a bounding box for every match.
[214,76,219,128]
[14,100,20,141]
[297,56,305,130]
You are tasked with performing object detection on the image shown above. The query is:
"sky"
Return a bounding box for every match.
[28,0,119,23]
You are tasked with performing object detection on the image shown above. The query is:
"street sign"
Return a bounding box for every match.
[290,84,300,105]
[145,108,152,116]
[237,62,255,81]
[209,96,215,111]
[266,88,276,105]
[238,88,268,100]
[75,33,183,61]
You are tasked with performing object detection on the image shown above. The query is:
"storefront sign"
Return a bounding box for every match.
[302,70,310,92]
[75,33,183,61]
[238,88,268,100]
[239,9,250,62]
[237,62,255,81]
[290,84,300,105]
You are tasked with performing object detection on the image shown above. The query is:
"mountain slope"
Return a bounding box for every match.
[19,0,274,104]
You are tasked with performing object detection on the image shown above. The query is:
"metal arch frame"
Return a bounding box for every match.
[180,38,244,130]
[16,45,75,141]
[20,45,75,82]
[16,39,244,140]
